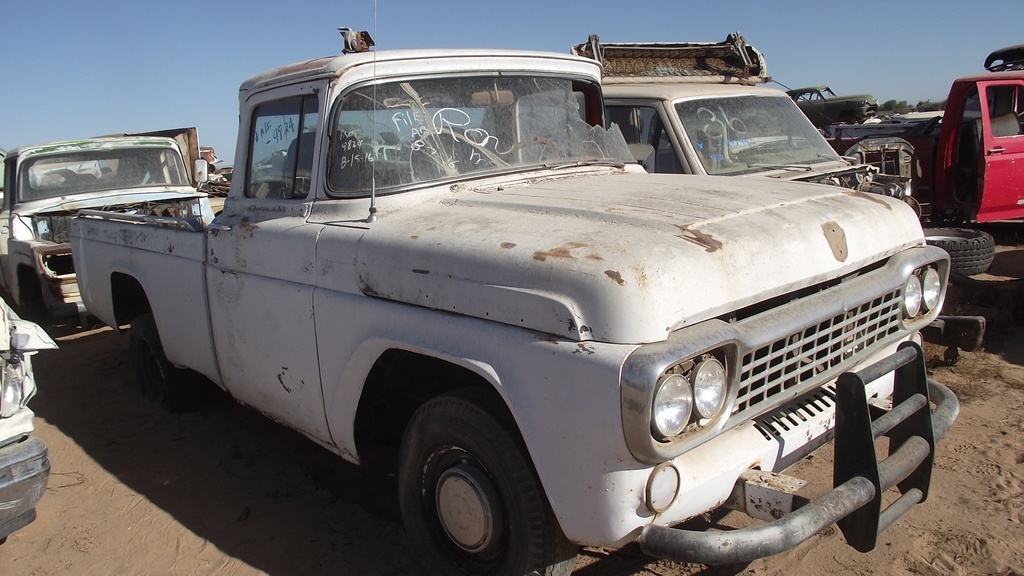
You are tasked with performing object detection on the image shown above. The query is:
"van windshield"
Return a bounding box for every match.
[328,75,632,194]
[674,94,841,176]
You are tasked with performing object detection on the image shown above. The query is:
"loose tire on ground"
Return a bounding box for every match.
[924,227,996,276]
[398,389,577,576]
[129,313,206,412]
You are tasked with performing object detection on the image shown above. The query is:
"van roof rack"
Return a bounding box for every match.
[572,32,769,85]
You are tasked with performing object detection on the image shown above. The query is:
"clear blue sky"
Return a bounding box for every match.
[4,0,1018,164]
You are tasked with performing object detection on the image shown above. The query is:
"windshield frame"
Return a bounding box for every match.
[673,92,842,176]
[324,71,632,198]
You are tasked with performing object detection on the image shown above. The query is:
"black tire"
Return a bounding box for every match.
[924,227,996,276]
[398,390,577,576]
[130,313,205,412]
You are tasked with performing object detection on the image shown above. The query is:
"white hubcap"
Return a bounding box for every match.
[436,464,496,552]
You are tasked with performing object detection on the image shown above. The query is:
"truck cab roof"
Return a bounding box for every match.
[240,49,603,94]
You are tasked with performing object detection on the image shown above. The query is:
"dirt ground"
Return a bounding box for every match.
[2,226,1023,576]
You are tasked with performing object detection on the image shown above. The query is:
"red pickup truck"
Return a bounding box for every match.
[831,45,1024,275]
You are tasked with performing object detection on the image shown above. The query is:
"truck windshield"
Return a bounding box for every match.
[674,94,842,175]
[19,147,189,202]
[328,75,632,194]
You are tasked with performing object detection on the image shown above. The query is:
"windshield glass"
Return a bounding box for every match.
[329,75,632,194]
[674,94,841,175]
[19,146,189,202]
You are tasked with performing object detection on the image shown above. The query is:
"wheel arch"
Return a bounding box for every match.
[109,271,153,329]
[353,347,519,472]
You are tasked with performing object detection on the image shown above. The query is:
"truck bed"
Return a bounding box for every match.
[71,210,221,384]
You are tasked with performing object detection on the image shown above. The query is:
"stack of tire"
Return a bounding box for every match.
[924,228,996,276]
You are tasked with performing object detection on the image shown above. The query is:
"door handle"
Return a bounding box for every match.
[208,222,232,232]
[988,146,1006,154]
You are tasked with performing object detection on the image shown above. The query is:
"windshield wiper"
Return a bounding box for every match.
[746,162,816,172]
[748,155,839,172]
[541,159,626,170]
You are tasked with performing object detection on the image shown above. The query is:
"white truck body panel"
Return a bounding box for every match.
[70,45,957,567]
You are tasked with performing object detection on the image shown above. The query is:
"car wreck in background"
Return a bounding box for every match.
[0,128,215,319]
[0,296,57,544]
[828,43,1024,276]
[786,85,879,127]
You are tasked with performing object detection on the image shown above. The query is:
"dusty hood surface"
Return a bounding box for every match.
[356,172,924,344]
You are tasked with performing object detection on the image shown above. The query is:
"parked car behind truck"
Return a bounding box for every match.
[0,296,57,544]
[0,129,214,319]
[71,33,959,575]
[573,34,911,203]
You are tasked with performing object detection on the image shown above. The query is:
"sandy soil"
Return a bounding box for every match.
[2,229,1023,576]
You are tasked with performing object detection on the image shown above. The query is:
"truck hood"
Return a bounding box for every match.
[356,172,924,343]
[14,187,203,216]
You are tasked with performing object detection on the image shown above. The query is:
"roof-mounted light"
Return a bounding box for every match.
[338,27,375,54]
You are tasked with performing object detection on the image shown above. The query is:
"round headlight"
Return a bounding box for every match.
[903,275,923,318]
[692,358,727,419]
[652,374,693,438]
[922,267,942,311]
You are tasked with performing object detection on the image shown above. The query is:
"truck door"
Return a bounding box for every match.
[978,80,1024,222]
[205,91,332,444]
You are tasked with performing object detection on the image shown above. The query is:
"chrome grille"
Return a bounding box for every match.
[735,288,902,414]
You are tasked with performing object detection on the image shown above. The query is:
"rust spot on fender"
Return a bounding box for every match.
[501,242,517,249]
[586,253,604,261]
[822,221,849,262]
[410,235,420,240]
[845,190,893,210]
[675,225,723,252]
[533,241,589,261]
[605,270,626,286]
[573,343,596,355]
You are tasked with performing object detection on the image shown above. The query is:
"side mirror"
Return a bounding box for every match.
[194,158,210,184]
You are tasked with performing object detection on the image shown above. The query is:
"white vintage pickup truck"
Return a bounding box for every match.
[71,32,959,576]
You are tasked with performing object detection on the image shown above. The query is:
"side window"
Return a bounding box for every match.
[246,94,319,199]
[985,84,1024,138]
[606,105,649,144]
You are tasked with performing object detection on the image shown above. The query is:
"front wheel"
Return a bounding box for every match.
[398,390,577,576]
[130,313,205,412]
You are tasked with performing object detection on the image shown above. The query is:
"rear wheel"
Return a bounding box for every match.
[924,227,996,276]
[130,313,205,412]
[398,389,577,576]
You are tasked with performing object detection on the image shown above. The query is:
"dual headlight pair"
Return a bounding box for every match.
[652,354,728,440]
[903,266,942,320]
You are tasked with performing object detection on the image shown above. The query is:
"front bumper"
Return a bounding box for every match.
[0,435,50,540]
[637,342,959,564]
